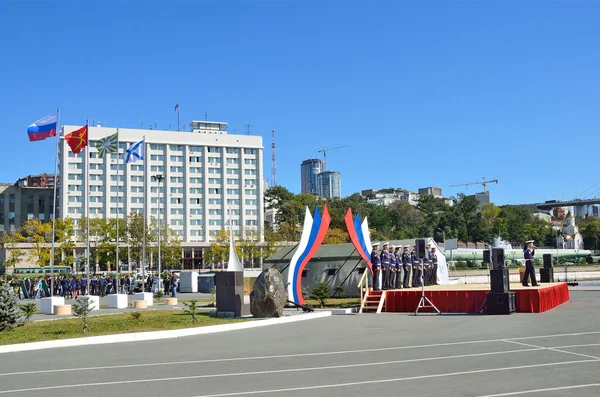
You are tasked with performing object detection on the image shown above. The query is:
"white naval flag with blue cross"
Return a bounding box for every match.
[124,139,144,164]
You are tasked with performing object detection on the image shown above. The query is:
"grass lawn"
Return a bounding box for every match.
[302,297,360,308]
[0,311,248,346]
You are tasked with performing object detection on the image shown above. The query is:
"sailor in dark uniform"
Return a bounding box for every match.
[422,253,431,286]
[371,242,381,291]
[402,245,412,288]
[394,246,403,289]
[411,245,420,287]
[380,242,391,290]
[388,245,397,289]
[430,247,439,285]
[522,240,539,287]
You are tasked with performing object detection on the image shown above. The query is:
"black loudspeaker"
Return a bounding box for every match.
[543,254,553,269]
[483,250,491,264]
[492,248,505,269]
[490,268,510,293]
[416,239,426,259]
[540,268,554,283]
[487,292,516,315]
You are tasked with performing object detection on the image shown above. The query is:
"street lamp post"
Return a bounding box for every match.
[153,174,164,291]
[437,228,445,252]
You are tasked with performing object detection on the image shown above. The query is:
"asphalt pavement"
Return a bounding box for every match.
[2,289,600,396]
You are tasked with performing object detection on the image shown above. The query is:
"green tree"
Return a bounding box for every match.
[500,206,532,243]
[0,232,26,281]
[310,282,330,308]
[0,284,24,331]
[204,228,229,270]
[20,218,51,266]
[581,218,600,250]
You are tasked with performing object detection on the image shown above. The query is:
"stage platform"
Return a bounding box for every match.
[378,282,570,314]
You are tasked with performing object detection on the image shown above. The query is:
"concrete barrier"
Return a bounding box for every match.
[164,298,178,305]
[132,300,147,309]
[53,305,72,316]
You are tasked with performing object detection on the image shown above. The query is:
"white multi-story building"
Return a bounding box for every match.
[59,121,264,246]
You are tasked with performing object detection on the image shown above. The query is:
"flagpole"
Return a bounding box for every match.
[115,128,120,294]
[85,120,91,297]
[49,108,60,297]
[177,106,180,132]
[142,135,147,292]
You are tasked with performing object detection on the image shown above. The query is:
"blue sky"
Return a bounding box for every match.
[2,1,599,205]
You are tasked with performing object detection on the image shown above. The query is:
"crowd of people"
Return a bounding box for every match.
[2,272,179,300]
[370,241,439,291]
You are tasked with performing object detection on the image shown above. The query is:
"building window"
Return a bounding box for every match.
[209,219,222,226]
[209,198,222,205]
[170,187,184,194]
[189,177,202,184]
[227,169,239,175]
[227,189,239,195]
[131,186,144,193]
[209,209,222,215]
[244,179,257,186]
[245,199,257,205]
[245,209,258,215]
[169,145,184,152]
[111,175,125,182]
[226,178,240,185]
[170,166,183,173]
[244,158,257,165]
[150,154,165,161]
[189,145,202,152]
[190,219,203,226]
[208,147,221,153]
[190,198,203,205]
[208,168,222,174]
[244,149,257,155]
[208,178,222,185]
[244,169,257,175]
[170,177,184,183]
[190,167,202,174]
[68,174,83,181]
[208,188,220,194]
[130,164,144,172]
[171,208,184,215]
[190,208,202,215]
[171,197,182,204]
[110,186,125,192]
[245,189,257,195]
[227,199,240,205]
[190,188,203,194]
[150,144,165,151]
[151,165,165,173]
[227,158,239,165]
[189,156,201,163]
[170,155,183,162]
[245,219,257,226]
[208,157,222,164]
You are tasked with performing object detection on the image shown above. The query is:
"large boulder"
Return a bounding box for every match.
[250,268,287,318]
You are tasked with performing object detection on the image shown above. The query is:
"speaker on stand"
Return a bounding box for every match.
[540,254,554,283]
[486,247,515,314]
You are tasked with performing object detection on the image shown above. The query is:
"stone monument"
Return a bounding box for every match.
[250,267,287,318]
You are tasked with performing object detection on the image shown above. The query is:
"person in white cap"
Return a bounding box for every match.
[371,242,381,291]
[522,240,539,287]
[380,242,391,290]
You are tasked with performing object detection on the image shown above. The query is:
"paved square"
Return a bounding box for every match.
[1,290,599,397]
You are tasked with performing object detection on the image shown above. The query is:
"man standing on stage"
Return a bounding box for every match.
[371,242,381,291]
[411,245,420,287]
[402,245,412,288]
[381,242,391,290]
[523,240,539,287]
[430,247,439,285]
[394,246,403,289]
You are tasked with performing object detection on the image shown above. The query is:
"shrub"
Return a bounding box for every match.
[19,303,37,323]
[310,282,330,308]
[0,284,24,331]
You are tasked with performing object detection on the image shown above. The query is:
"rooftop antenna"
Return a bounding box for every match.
[169,122,171,131]
[271,129,277,187]
[154,121,157,129]
[233,126,236,134]
[245,122,253,135]
[140,120,144,128]
[205,111,208,121]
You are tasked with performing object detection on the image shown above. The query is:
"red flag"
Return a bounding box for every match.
[65,125,88,154]
[175,103,179,111]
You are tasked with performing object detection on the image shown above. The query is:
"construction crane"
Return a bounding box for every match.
[449,177,499,193]
[318,145,349,171]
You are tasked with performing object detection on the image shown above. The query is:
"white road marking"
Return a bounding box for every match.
[0,347,547,394]
[504,339,600,360]
[3,330,600,378]
[188,360,600,397]
[477,383,600,396]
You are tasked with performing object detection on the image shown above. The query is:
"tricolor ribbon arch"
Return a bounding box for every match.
[344,209,373,275]
[287,205,331,305]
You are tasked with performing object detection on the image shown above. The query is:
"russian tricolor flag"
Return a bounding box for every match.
[27,116,57,142]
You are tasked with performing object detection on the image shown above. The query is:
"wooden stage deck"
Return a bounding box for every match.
[375,282,570,313]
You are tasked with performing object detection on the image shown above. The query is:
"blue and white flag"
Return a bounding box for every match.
[124,139,144,164]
